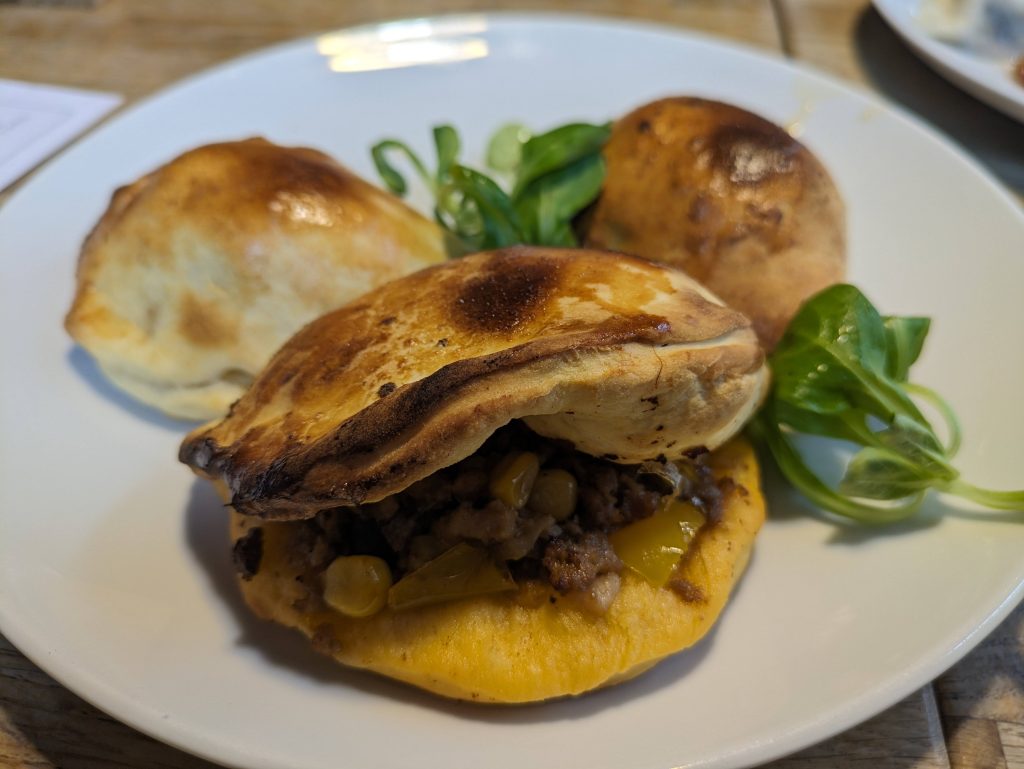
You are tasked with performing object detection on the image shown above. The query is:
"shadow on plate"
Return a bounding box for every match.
[853,7,1024,196]
[756,442,943,539]
[184,477,730,722]
[67,346,196,433]
[756,443,1024,541]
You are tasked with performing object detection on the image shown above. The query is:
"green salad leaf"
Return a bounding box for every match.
[485,122,530,173]
[751,284,1024,523]
[371,121,610,254]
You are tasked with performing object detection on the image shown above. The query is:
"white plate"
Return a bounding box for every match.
[873,0,1024,122]
[1,13,1023,769]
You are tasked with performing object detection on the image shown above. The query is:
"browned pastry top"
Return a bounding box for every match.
[181,246,768,519]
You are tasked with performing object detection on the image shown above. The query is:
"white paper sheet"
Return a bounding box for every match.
[0,79,122,192]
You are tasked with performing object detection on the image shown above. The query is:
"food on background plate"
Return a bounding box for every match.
[180,246,769,702]
[65,138,446,420]
[580,97,846,350]
[918,0,1024,88]
[918,0,1024,51]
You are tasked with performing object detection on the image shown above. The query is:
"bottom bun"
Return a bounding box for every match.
[229,437,765,703]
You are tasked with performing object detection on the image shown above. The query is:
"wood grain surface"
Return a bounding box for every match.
[1,1,1022,767]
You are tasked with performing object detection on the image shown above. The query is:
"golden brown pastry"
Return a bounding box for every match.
[65,138,446,420]
[181,246,768,518]
[180,246,768,703]
[582,97,846,349]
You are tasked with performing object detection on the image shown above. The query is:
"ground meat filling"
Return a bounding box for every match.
[542,531,622,594]
[273,421,725,599]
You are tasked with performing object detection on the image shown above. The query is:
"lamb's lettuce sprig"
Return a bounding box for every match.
[371,122,609,254]
[750,284,1023,523]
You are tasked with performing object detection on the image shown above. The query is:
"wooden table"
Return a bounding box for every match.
[1,1,1022,767]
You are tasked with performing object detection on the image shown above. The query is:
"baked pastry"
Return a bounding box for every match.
[181,246,769,702]
[582,97,846,349]
[65,138,446,420]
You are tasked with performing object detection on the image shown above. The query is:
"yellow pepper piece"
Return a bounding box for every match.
[609,496,707,587]
[323,555,393,618]
[489,451,540,508]
[388,543,516,611]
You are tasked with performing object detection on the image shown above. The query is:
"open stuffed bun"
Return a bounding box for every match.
[181,246,769,702]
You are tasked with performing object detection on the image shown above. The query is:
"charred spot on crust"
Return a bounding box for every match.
[377,382,396,398]
[452,252,559,333]
[707,122,799,186]
[379,316,396,326]
[232,527,264,580]
[436,338,448,347]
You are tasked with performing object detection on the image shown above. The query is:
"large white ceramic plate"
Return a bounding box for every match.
[1,13,1023,769]
[873,0,1024,122]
